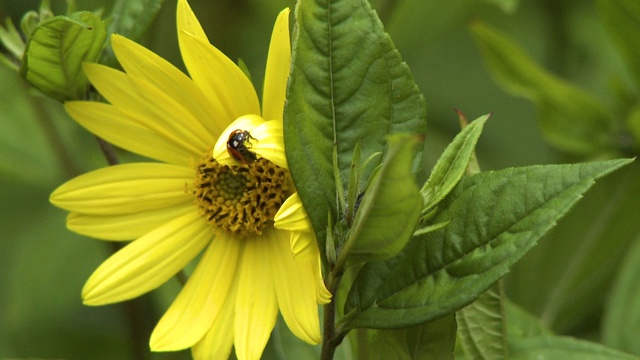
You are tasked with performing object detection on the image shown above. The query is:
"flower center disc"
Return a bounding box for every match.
[193,156,290,237]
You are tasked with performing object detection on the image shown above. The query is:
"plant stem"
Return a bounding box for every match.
[30,96,81,178]
[96,133,190,358]
[175,268,188,287]
[321,296,337,360]
[108,242,150,359]
[96,136,120,165]
[320,270,345,360]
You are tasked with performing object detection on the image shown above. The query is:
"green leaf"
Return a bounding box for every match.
[457,282,508,360]
[602,232,640,355]
[413,219,450,236]
[342,159,632,330]
[20,12,107,101]
[507,162,640,333]
[470,21,614,155]
[597,0,640,92]
[101,0,165,67]
[21,11,41,38]
[346,142,362,226]
[285,0,427,263]
[0,17,25,62]
[422,115,488,212]
[370,314,457,360]
[509,336,638,360]
[346,134,423,263]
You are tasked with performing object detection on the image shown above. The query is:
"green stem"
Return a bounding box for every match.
[175,268,188,287]
[29,96,80,178]
[94,122,192,359]
[79,83,159,359]
[96,136,120,165]
[321,272,340,360]
[321,294,337,360]
[96,135,148,359]
[108,242,150,359]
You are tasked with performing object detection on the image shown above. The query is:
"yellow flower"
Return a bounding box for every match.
[50,0,330,358]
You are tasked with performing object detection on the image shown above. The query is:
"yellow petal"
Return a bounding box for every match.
[251,120,288,169]
[67,204,193,241]
[50,163,193,215]
[192,281,237,360]
[212,115,265,166]
[176,0,208,42]
[290,231,316,260]
[83,63,208,156]
[274,193,312,232]
[234,233,278,360]
[274,193,318,259]
[261,8,291,121]
[269,228,322,344]
[64,102,193,165]
[82,211,211,305]
[178,32,260,125]
[111,34,225,138]
[150,234,241,351]
[313,256,332,304]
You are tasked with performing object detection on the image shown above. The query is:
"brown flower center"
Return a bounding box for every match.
[193,155,290,237]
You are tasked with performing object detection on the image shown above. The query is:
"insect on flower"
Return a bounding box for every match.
[227,129,258,163]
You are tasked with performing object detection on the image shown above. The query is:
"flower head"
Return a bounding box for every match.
[50,1,330,358]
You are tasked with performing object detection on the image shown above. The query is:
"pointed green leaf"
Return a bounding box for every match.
[20,12,107,101]
[422,115,488,212]
[0,54,17,71]
[470,22,614,155]
[21,11,41,38]
[602,233,640,355]
[597,0,640,92]
[39,0,55,21]
[508,163,640,333]
[413,219,450,236]
[101,0,165,67]
[346,142,362,226]
[0,17,25,61]
[457,282,508,360]
[347,134,423,263]
[342,159,632,329]
[285,0,427,262]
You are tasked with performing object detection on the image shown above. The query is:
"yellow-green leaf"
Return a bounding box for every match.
[21,12,107,101]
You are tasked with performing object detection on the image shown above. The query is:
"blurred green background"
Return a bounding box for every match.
[1,0,638,359]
